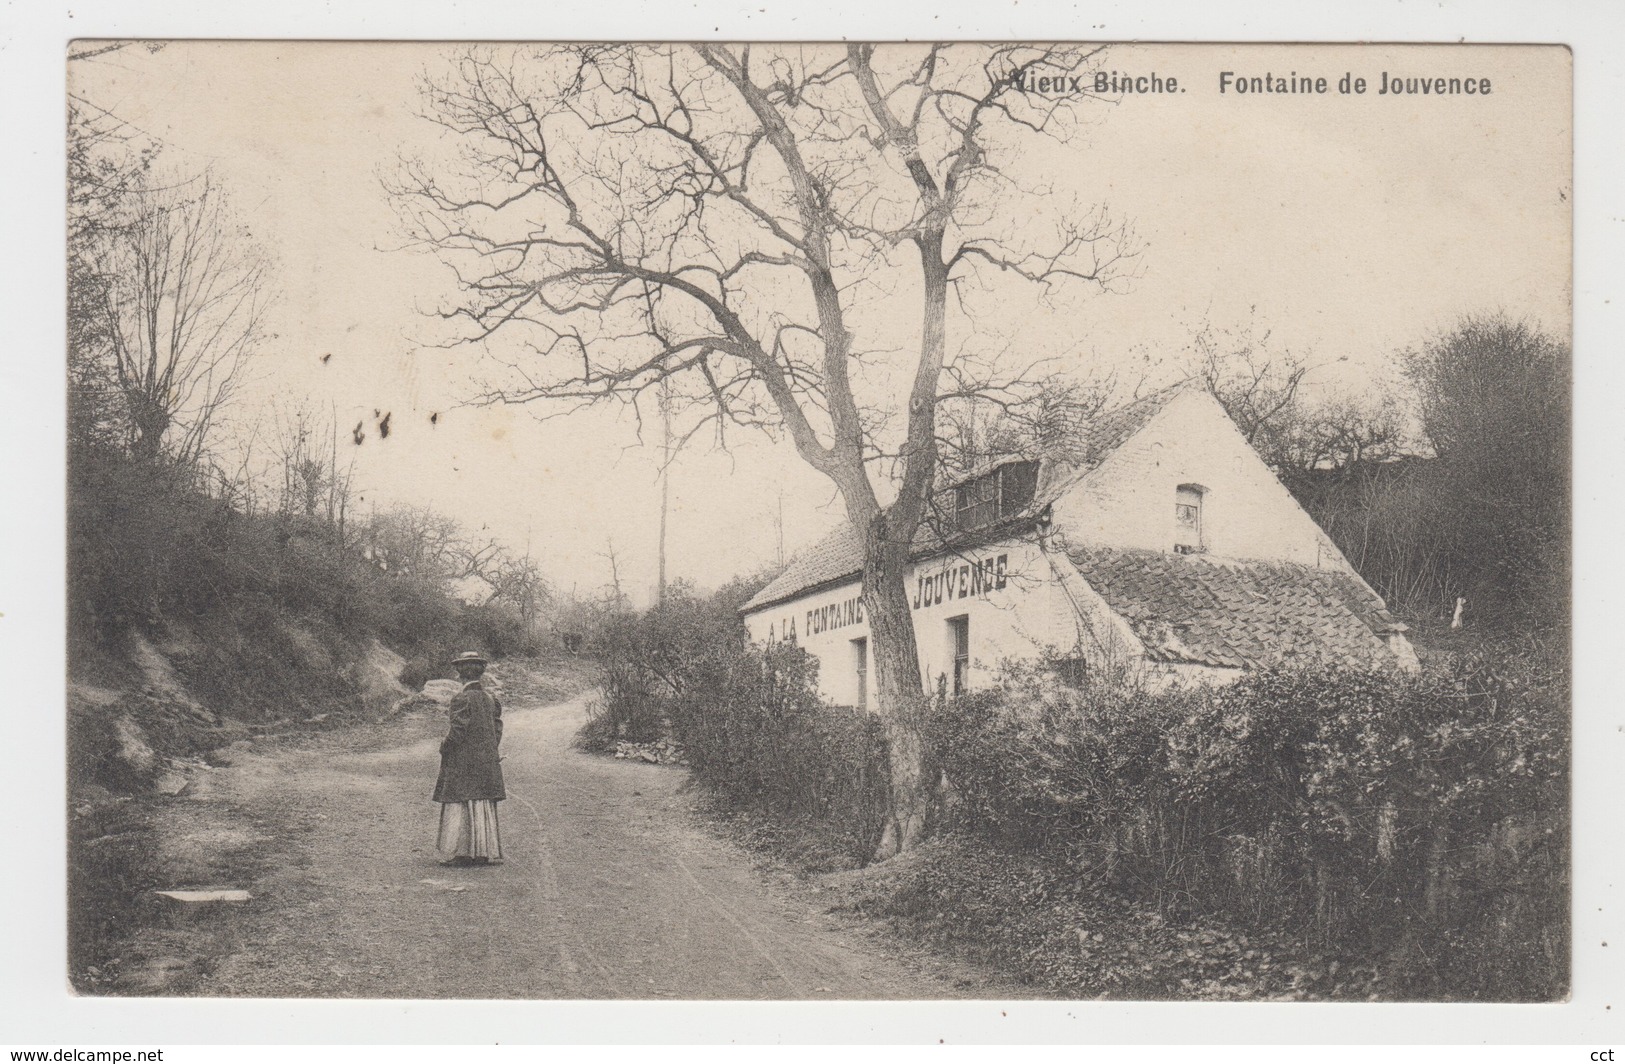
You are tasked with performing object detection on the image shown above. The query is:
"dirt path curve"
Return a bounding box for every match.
[159,691,1000,999]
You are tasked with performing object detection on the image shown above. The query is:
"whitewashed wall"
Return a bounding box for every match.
[1050,387,1359,574]
[742,537,1086,706]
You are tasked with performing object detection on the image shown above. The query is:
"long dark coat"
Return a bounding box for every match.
[432,683,506,802]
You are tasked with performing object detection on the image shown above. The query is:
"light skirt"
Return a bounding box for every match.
[436,799,504,861]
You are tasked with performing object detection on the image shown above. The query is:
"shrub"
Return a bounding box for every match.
[68,799,160,977]
[455,601,538,659]
[572,698,620,753]
[399,655,444,692]
[581,578,890,864]
[930,671,1194,854]
[581,577,772,747]
[669,641,891,864]
[581,606,686,746]
[927,651,1568,1000]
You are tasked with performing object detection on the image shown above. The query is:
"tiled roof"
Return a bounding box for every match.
[1065,546,1402,670]
[742,382,1195,614]
[744,524,867,612]
[1055,382,1190,484]
[741,512,1028,613]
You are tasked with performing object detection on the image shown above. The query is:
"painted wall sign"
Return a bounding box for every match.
[766,593,864,643]
[806,594,865,636]
[912,553,1008,610]
[761,552,1010,641]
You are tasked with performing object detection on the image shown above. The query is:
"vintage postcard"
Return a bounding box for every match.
[60,39,1572,1017]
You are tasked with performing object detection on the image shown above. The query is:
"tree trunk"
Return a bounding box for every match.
[854,233,950,862]
[128,394,169,463]
[657,377,671,608]
[861,507,935,861]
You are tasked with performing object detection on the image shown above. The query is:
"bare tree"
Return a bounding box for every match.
[365,503,466,583]
[484,546,552,635]
[934,371,1116,478]
[1190,319,1315,461]
[68,47,164,457]
[1284,391,1407,476]
[657,375,673,608]
[266,400,360,541]
[599,536,630,615]
[397,44,1135,856]
[67,42,165,239]
[452,532,507,590]
[87,172,270,465]
[363,502,517,614]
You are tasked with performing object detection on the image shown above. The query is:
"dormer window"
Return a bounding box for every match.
[1175,484,1205,554]
[954,460,1039,532]
[956,471,998,531]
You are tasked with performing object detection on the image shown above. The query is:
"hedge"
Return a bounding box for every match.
[927,653,1568,999]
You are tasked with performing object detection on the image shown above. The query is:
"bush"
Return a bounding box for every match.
[931,673,1195,854]
[456,601,538,659]
[580,578,771,748]
[581,579,890,864]
[579,605,690,747]
[836,833,1314,999]
[668,641,891,864]
[399,655,444,692]
[572,700,620,753]
[927,652,1568,1000]
[68,799,160,977]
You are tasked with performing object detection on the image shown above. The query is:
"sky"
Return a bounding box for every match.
[68,41,1572,607]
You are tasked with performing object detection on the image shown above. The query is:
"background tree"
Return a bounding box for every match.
[398,44,1135,856]
[364,503,473,585]
[68,45,163,458]
[1190,319,1317,470]
[1282,391,1406,476]
[934,372,1116,478]
[267,400,360,543]
[85,172,270,466]
[482,547,552,636]
[1404,313,1569,629]
[1191,310,1567,630]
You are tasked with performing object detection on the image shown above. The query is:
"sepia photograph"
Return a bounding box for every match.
[55,35,1575,1016]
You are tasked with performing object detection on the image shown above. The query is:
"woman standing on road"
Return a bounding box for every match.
[432,651,505,867]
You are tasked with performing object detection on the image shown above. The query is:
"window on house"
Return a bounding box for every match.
[954,460,1040,532]
[948,615,970,695]
[852,637,868,710]
[955,473,998,531]
[999,460,1039,515]
[1175,484,1205,554]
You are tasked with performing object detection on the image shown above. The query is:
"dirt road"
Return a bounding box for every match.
[126,689,1006,999]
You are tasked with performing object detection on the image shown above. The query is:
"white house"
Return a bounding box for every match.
[741,381,1419,706]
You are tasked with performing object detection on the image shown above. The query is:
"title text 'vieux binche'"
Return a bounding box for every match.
[1011,70,1493,97]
